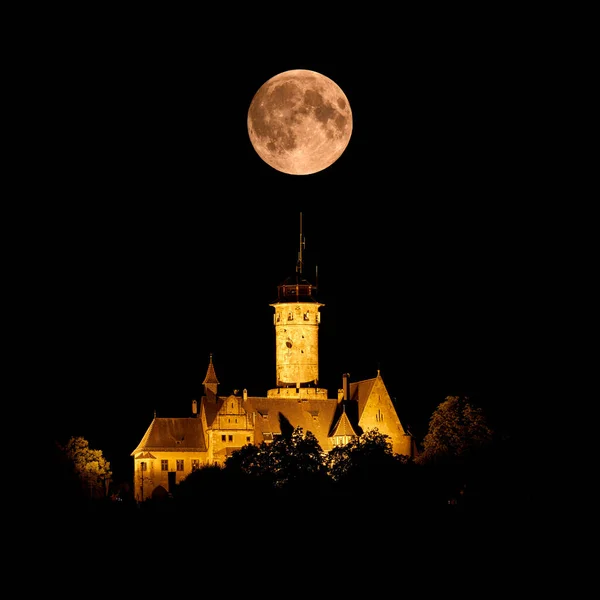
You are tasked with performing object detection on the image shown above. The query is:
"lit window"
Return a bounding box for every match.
[192,460,199,471]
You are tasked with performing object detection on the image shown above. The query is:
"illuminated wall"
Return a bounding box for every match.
[272,301,322,387]
[356,376,415,456]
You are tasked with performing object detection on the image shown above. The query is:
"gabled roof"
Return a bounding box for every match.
[131,417,207,455]
[134,451,156,459]
[348,377,377,419]
[330,406,359,438]
[202,395,337,447]
[203,397,226,428]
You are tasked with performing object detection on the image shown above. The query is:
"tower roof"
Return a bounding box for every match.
[273,273,318,303]
[271,211,320,304]
[202,353,220,385]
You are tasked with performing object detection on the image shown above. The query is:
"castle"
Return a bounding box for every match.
[131,215,417,502]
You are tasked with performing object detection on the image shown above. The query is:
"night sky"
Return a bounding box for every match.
[44,12,542,482]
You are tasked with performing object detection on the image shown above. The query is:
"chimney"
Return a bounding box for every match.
[192,399,197,415]
[343,373,350,401]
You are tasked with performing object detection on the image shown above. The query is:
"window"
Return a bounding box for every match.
[176,460,184,471]
[141,462,147,472]
[246,436,251,443]
[228,435,233,442]
[161,460,168,471]
[221,435,226,442]
[192,460,200,471]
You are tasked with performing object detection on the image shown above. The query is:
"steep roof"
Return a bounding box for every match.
[131,417,207,455]
[330,406,359,438]
[202,353,220,385]
[349,377,377,420]
[247,396,338,445]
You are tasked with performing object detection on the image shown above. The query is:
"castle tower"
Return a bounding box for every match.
[268,213,327,400]
[202,353,219,402]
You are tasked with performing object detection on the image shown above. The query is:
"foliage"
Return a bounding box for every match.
[326,429,411,491]
[172,464,229,507]
[58,436,112,498]
[417,396,493,466]
[225,427,328,492]
[224,441,276,484]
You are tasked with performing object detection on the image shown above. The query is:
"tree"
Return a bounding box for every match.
[416,396,495,508]
[225,427,327,492]
[418,396,493,465]
[326,429,413,502]
[58,436,112,499]
[270,427,328,492]
[417,396,493,466]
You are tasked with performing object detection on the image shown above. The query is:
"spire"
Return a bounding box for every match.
[274,212,318,303]
[296,211,305,275]
[202,353,220,385]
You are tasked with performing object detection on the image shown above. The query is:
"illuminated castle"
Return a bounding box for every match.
[131,214,417,502]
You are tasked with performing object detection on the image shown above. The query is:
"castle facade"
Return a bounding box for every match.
[131,217,416,502]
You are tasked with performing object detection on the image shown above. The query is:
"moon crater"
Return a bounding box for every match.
[248,70,353,175]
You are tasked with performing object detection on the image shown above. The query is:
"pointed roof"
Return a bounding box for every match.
[202,353,220,385]
[330,405,359,438]
[348,376,378,418]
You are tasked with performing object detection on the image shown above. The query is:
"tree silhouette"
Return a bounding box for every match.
[326,428,415,506]
[417,396,493,466]
[57,436,112,499]
[416,396,495,508]
[225,427,327,493]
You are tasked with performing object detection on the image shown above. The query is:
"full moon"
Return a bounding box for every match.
[247,69,353,175]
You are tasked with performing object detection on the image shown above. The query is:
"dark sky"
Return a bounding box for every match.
[45,12,541,481]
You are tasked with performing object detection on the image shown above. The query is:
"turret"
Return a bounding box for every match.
[202,353,219,402]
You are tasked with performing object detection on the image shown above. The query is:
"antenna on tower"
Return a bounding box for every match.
[296,212,305,274]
